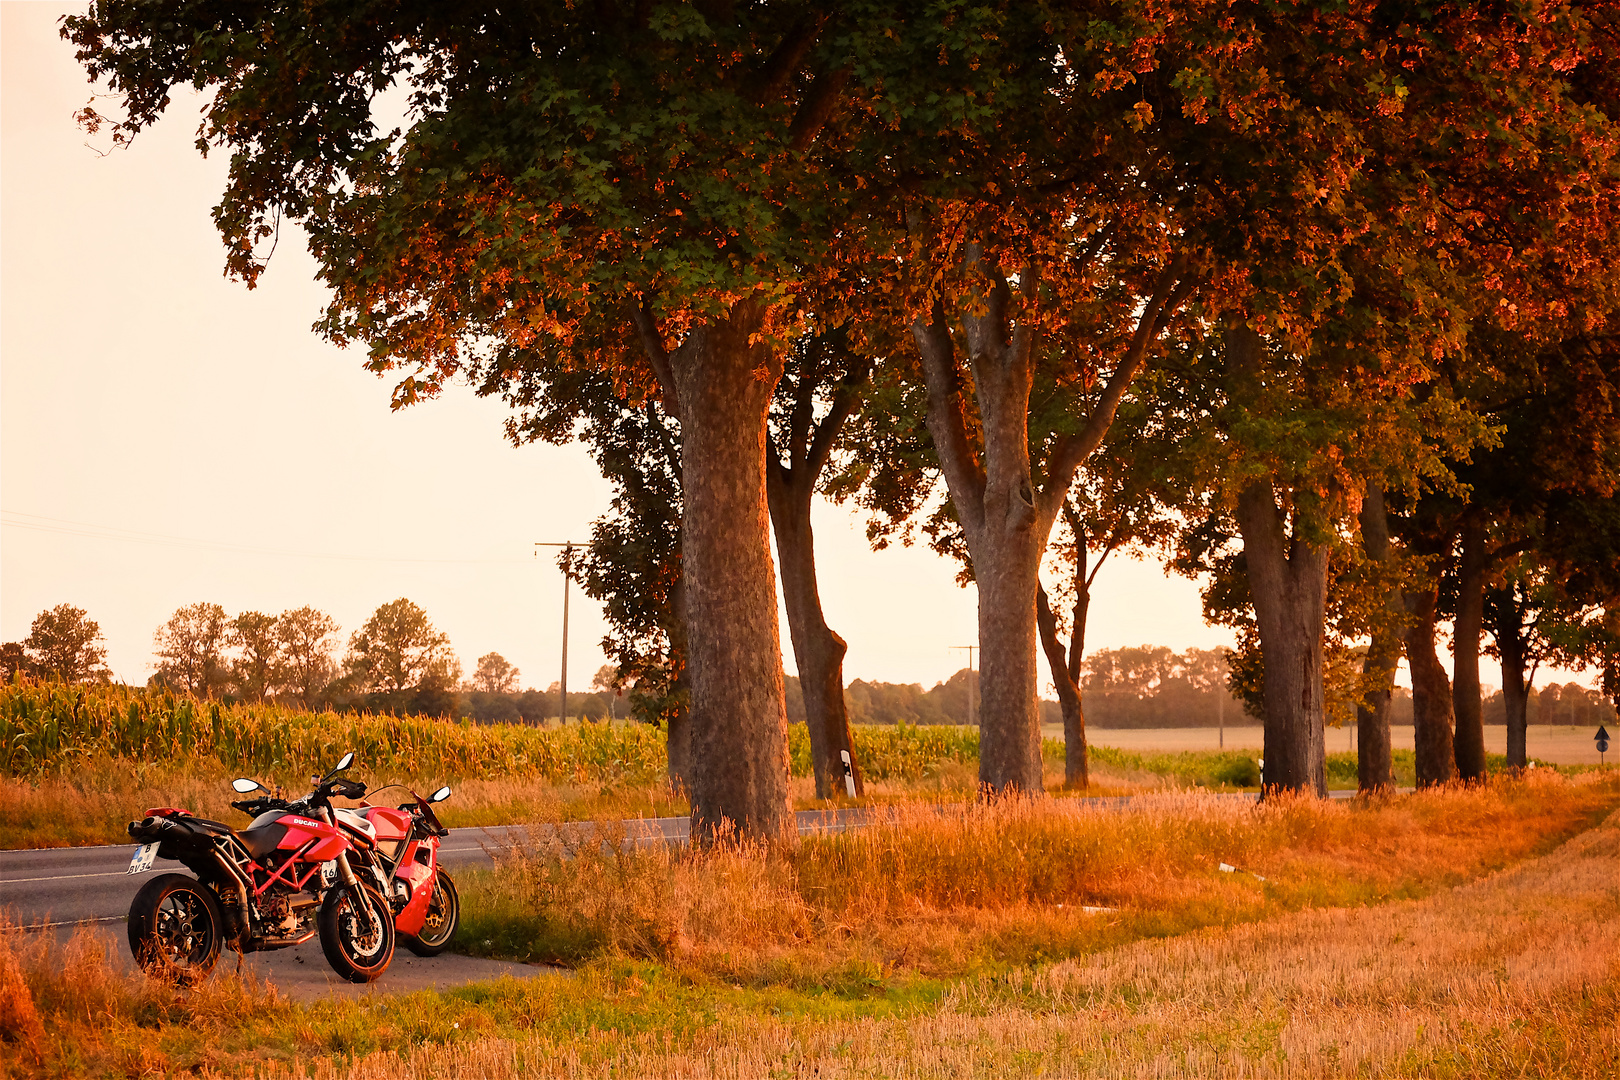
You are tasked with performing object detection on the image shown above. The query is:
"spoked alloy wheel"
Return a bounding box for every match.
[402,869,459,956]
[318,881,395,983]
[127,873,224,983]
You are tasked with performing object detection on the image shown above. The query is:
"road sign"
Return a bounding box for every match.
[1597,725,1611,757]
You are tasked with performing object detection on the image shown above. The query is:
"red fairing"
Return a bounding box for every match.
[388,836,436,936]
[143,807,193,817]
[274,813,345,862]
[360,806,411,845]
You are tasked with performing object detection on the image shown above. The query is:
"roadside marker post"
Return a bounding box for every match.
[840,750,857,798]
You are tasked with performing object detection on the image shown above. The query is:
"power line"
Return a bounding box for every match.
[1,510,528,565]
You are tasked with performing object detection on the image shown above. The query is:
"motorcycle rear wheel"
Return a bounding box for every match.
[401,869,459,956]
[127,873,224,983]
[318,881,395,983]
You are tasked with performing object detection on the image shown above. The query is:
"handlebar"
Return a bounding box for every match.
[229,778,365,820]
[230,796,288,817]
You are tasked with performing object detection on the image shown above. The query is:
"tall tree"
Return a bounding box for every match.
[1353,487,1403,793]
[472,652,520,696]
[1035,401,1183,788]
[344,599,458,695]
[276,606,341,708]
[230,611,282,701]
[23,604,109,684]
[67,2,1025,840]
[153,602,231,697]
[766,331,870,799]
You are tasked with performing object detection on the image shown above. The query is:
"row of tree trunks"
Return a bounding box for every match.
[1356,487,1399,792]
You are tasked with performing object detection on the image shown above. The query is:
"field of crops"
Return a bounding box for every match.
[0,680,994,786]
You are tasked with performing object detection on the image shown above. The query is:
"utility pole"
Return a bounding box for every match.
[536,542,581,724]
[950,645,978,726]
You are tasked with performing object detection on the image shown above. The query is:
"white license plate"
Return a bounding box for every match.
[127,842,159,875]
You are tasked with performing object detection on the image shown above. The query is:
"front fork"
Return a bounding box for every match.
[320,808,381,935]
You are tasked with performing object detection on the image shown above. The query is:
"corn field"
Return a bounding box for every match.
[2,681,1012,784]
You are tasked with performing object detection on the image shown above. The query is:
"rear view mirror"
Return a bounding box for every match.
[231,778,267,794]
[321,751,356,783]
[429,786,452,803]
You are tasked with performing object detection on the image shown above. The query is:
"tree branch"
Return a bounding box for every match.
[804,354,871,483]
[750,18,821,106]
[788,64,851,151]
[913,304,987,531]
[1040,255,1195,520]
[629,298,680,416]
[788,370,814,476]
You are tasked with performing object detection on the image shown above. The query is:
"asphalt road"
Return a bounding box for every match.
[0,809,875,999]
[9,794,1373,998]
[0,808,874,928]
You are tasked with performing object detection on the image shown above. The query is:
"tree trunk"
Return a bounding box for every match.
[1235,482,1330,796]
[908,251,1188,798]
[973,539,1046,793]
[1404,583,1456,787]
[670,301,793,843]
[769,484,862,799]
[1356,487,1398,793]
[1493,584,1530,769]
[913,296,1046,797]
[1036,586,1087,788]
[1452,515,1488,782]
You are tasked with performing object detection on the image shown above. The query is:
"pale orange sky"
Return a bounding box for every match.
[13,4,1575,701]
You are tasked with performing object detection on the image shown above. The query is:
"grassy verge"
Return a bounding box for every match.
[4,774,1618,1078]
[455,771,1620,985]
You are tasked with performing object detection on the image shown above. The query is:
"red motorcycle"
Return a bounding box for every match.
[340,784,460,956]
[126,752,396,983]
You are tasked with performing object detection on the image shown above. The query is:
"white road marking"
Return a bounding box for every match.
[0,870,131,885]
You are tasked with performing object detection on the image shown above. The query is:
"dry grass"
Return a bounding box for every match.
[0,917,290,1078]
[6,775,1618,1078]
[461,771,1620,986]
[119,785,1620,1078]
[0,748,1157,849]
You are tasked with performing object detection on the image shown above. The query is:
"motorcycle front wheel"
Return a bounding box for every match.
[318,881,395,983]
[127,872,224,983]
[401,869,460,956]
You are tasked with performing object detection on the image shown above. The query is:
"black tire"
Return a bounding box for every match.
[127,873,224,983]
[401,869,460,957]
[318,881,395,983]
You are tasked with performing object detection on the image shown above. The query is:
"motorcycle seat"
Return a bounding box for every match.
[240,820,288,861]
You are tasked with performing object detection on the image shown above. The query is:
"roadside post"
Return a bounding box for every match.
[840,750,857,798]
[1597,725,1610,767]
